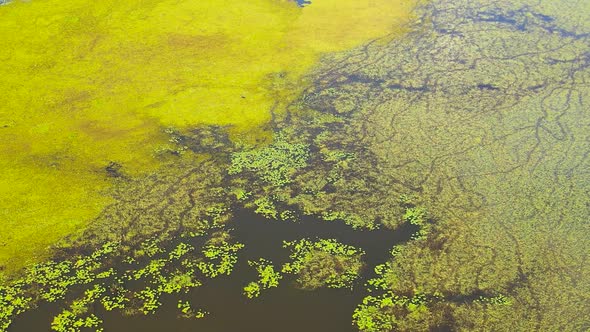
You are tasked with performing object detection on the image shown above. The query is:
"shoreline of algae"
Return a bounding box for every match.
[0,0,417,273]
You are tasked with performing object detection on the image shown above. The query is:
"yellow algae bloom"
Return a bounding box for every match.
[0,0,415,272]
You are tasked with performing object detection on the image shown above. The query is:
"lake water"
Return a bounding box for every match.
[1,0,589,331]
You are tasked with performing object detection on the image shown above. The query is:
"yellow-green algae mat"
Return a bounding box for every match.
[0,0,416,273]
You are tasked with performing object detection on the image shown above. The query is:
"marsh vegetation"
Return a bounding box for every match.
[1,0,589,331]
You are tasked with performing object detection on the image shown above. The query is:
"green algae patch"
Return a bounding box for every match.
[0,0,416,273]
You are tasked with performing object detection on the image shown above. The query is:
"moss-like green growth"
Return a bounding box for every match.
[282,239,365,290]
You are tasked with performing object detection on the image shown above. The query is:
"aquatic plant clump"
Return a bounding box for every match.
[228,135,310,187]
[352,261,438,332]
[243,258,282,298]
[282,238,365,290]
[51,284,106,332]
[352,292,431,332]
[197,234,245,278]
[243,282,262,299]
[177,300,208,319]
[0,284,31,331]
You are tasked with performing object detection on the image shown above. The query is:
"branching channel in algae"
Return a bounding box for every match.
[2,0,590,331]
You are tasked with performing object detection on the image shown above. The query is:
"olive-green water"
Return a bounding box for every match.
[1,0,589,331]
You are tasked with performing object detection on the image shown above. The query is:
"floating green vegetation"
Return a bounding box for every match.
[352,261,435,332]
[177,300,208,319]
[0,284,31,331]
[51,284,105,332]
[3,0,588,330]
[352,292,431,332]
[253,197,279,220]
[282,239,365,290]
[353,253,514,332]
[243,259,282,298]
[197,232,245,278]
[228,128,385,230]
[0,229,244,331]
[254,0,590,329]
[229,134,310,187]
[100,280,128,311]
[0,242,118,331]
[402,207,427,227]
[243,282,262,299]
[403,206,430,241]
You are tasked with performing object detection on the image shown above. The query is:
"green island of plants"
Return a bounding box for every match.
[282,238,365,290]
[243,258,282,298]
